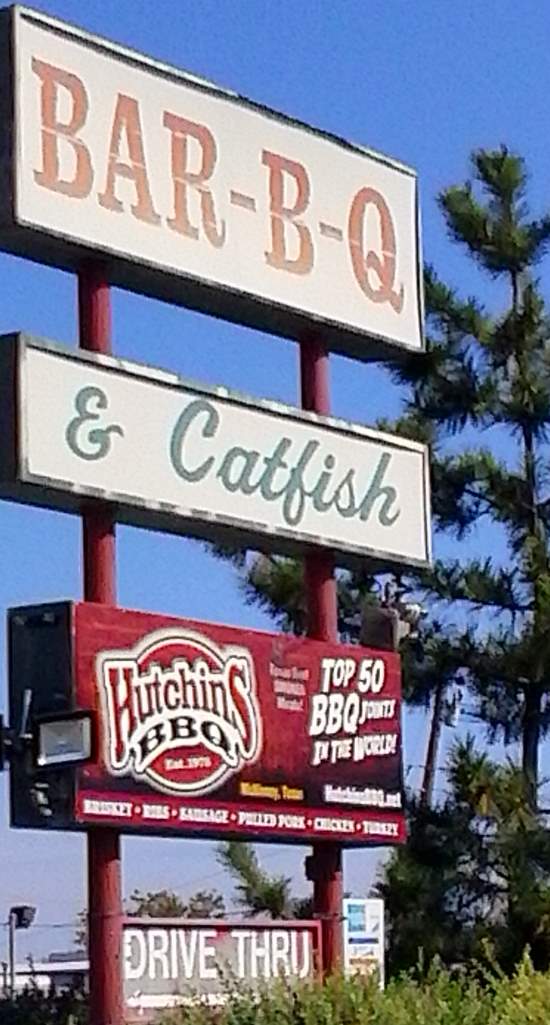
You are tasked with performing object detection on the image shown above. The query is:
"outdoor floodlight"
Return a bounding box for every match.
[34,712,94,769]
[360,605,400,652]
[360,596,428,653]
[9,905,36,930]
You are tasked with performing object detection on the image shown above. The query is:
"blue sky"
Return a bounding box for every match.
[1,0,549,960]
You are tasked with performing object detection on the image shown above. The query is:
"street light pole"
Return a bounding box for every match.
[6,906,37,999]
[8,911,15,998]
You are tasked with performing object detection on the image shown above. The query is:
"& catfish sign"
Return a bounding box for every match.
[0,6,423,360]
[0,335,431,569]
[9,601,405,845]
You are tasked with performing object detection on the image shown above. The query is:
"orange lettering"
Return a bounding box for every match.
[262,150,313,275]
[163,112,225,247]
[32,58,92,198]
[348,188,404,312]
[98,94,160,224]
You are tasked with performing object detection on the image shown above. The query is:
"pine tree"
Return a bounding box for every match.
[219,146,550,808]
[216,841,312,918]
[126,887,226,919]
[394,146,550,806]
[378,739,550,975]
[75,887,225,949]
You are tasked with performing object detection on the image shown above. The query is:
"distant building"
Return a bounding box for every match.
[5,953,88,994]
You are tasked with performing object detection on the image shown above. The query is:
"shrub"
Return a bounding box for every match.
[3,958,550,1024]
[159,956,550,1025]
[0,984,87,1025]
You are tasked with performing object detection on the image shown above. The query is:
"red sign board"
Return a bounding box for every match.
[9,602,404,845]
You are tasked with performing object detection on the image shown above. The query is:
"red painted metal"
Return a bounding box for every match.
[79,265,123,1025]
[78,267,113,357]
[300,337,344,974]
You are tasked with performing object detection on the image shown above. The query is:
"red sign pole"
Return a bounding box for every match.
[300,337,343,974]
[78,265,123,1025]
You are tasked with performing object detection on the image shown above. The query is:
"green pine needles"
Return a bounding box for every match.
[214,145,550,976]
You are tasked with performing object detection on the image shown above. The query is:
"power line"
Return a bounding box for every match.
[0,922,75,931]
[1,909,292,932]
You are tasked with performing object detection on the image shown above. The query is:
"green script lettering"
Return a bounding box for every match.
[359,452,400,525]
[66,385,124,461]
[309,454,336,513]
[217,447,261,494]
[168,398,401,533]
[333,469,358,518]
[170,399,219,482]
[282,440,320,527]
[258,438,291,500]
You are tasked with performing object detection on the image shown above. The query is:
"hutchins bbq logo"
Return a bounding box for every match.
[98,629,261,797]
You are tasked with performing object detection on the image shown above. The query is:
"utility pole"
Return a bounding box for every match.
[8,911,15,998]
[420,679,446,808]
[6,905,35,998]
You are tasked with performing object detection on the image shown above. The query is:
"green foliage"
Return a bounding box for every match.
[75,888,225,949]
[440,147,550,275]
[403,146,550,802]
[216,842,312,919]
[212,144,550,972]
[8,962,550,1025]
[240,554,379,644]
[0,984,87,1025]
[127,888,225,919]
[216,150,550,803]
[378,740,550,976]
[127,888,188,917]
[159,958,550,1025]
[241,555,306,634]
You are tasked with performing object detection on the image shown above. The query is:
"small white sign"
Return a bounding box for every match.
[343,897,385,988]
[0,7,423,360]
[0,336,431,568]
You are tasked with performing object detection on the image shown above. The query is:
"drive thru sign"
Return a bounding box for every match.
[123,918,321,1015]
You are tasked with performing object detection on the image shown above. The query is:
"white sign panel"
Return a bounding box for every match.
[0,336,431,568]
[0,7,423,361]
[122,919,319,1015]
[343,897,385,988]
